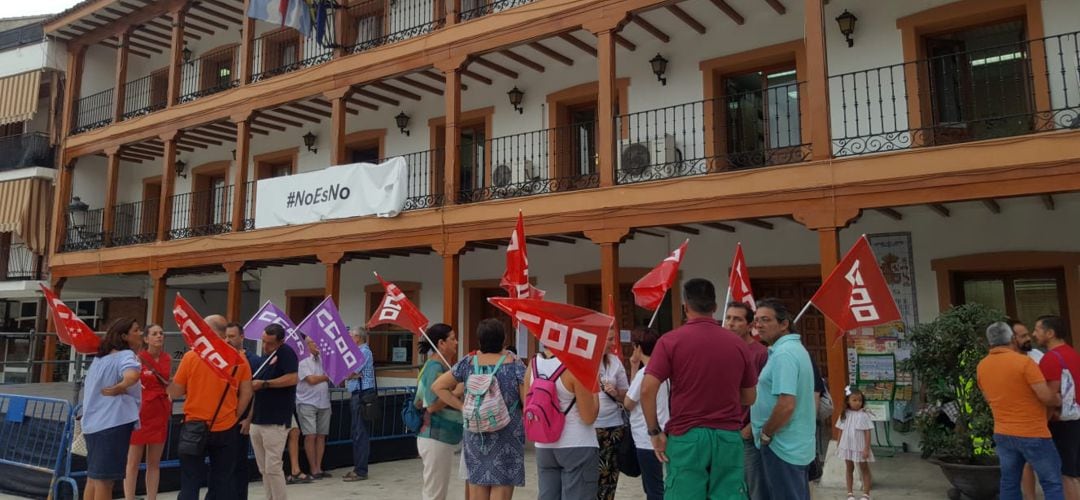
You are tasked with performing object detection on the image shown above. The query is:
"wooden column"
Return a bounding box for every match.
[586,228,630,328]
[157,132,179,241]
[150,269,168,326]
[320,252,344,304]
[325,89,350,166]
[440,243,464,332]
[102,148,121,246]
[437,58,465,204]
[0,233,10,280]
[61,44,86,139]
[239,0,255,85]
[804,0,831,161]
[225,261,245,321]
[40,277,65,383]
[166,7,186,107]
[51,159,76,253]
[231,113,252,231]
[112,31,130,123]
[445,0,460,26]
[818,227,846,426]
[333,1,348,58]
[594,29,617,187]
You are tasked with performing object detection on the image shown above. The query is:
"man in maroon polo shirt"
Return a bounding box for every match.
[642,278,758,499]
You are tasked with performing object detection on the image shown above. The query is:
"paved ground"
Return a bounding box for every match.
[148,449,951,500]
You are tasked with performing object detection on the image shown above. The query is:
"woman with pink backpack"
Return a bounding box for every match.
[525,346,600,499]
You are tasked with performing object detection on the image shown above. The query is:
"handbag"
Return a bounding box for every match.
[604,390,641,477]
[178,367,235,456]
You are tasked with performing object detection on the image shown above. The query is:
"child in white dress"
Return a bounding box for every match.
[836,387,875,500]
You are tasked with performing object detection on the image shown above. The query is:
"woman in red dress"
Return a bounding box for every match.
[124,324,171,500]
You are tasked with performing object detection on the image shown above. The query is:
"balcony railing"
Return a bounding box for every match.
[108,199,159,247]
[61,208,104,252]
[0,133,54,171]
[178,46,240,104]
[381,149,444,210]
[71,88,113,134]
[1,243,44,281]
[252,28,334,82]
[122,74,167,120]
[459,0,534,21]
[830,30,1080,157]
[242,180,256,231]
[457,123,600,203]
[167,186,235,240]
[347,0,444,54]
[615,82,810,185]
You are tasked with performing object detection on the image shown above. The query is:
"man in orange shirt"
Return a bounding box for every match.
[168,315,254,500]
[977,321,1063,500]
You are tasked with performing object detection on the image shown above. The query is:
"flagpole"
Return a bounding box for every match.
[418,326,452,368]
[647,289,667,328]
[792,301,814,327]
[723,286,732,311]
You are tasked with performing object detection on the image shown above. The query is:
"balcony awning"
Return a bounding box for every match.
[0,71,41,126]
[0,177,52,254]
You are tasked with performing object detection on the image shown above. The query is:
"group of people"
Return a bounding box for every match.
[78,314,379,500]
[977,316,1080,500]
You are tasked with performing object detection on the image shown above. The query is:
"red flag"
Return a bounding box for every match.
[173,294,243,382]
[728,243,756,310]
[39,284,100,355]
[632,239,689,311]
[367,272,430,336]
[608,294,622,361]
[500,211,546,299]
[488,298,612,392]
[810,235,902,333]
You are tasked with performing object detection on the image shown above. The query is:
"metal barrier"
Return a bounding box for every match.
[0,394,78,498]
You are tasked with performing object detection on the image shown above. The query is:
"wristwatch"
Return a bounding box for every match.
[648,427,663,436]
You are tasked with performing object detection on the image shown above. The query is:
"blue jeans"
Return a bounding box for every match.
[744,437,766,500]
[636,448,664,500]
[995,433,1064,500]
[759,444,810,500]
[351,390,374,475]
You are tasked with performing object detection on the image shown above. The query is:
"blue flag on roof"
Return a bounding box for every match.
[248,0,312,37]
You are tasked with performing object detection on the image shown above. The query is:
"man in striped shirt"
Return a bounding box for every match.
[343,327,377,481]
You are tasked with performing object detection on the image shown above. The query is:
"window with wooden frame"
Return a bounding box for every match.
[149,67,169,111]
[262,28,301,75]
[199,45,238,93]
[346,0,386,49]
[430,107,493,196]
[140,177,162,237]
[365,281,420,369]
[955,269,1069,340]
[345,129,386,164]
[546,80,629,181]
[190,162,230,233]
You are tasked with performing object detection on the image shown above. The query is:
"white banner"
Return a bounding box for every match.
[254,157,408,229]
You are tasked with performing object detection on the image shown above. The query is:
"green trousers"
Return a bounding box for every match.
[664,427,747,500]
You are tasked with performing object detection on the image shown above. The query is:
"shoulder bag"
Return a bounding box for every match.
[178,366,236,456]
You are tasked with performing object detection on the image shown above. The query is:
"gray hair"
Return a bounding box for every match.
[350,326,368,342]
[986,321,1014,347]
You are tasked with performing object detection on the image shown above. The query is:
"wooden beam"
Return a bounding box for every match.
[471,56,520,79]
[288,102,333,118]
[983,199,1001,214]
[630,14,670,43]
[251,119,287,132]
[928,203,951,217]
[354,88,399,106]
[499,49,545,72]
[420,70,468,91]
[764,0,786,15]
[708,0,745,25]
[184,128,237,143]
[204,0,245,16]
[663,224,699,235]
[525,237,550,246]
[396,76,443,95]
[126,38,164,54]
[190,3,242,25]
[345,97,375,112]
[266,107,323,124]
[185,12,229,31]
[634,229,665,238]
[372,82,422,101]
[257,111,304,128]
[740,218,774,230]
[128,31,171,50]
[666,5,706,34]
[702,221,736,232]
[558,33,597,57]
[144,18,202,41]
[875,207,903,220]
[1042,194,1055,210]
[614,34,636,51]
[536,235,576,244]
[529,42,573,66]
[469,242,499,250]
[461,68,493,85]
[49,0,189,46]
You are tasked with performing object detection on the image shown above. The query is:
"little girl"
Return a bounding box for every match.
[836,387,875,500]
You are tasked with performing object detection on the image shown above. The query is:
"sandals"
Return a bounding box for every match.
[286,473,314,484]
[317,471,332,479]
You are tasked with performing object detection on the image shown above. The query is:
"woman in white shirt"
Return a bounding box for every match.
[527,350,600,499]
[624,327,669,500]
[596,330,629,500]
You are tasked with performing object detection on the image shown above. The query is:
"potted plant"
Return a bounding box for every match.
[900,303,1006,500]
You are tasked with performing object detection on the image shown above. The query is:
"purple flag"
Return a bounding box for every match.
[295,296,365,386]
[243,301,310,361]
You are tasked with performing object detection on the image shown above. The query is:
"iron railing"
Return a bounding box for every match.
[71,88,113,135]
[459,0,534,21]
[380,149,444,210]
[830,30,1080,157]
[167,186,234,240]
[60,208,104,252]
[1,243,44,281]
[615,82,810,185]
[178,46,240,104]
[346,0,444,54]
[0,133,54,171]
[241,180,256,231]
[456,123,600,203]
[122,74,167,120]
[252,28,334,82]
[108,199,159,247]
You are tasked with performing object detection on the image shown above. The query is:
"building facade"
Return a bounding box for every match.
[43,0,1080,410]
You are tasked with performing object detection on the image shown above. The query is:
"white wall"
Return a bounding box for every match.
[0,39,64,77]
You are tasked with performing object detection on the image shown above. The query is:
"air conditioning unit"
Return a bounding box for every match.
[618,134,677,180]
[490,160,541,198]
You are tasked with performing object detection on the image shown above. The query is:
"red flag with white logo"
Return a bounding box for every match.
[632,239,689,311]
[728,243,756,310]
[608,294,622,361]
[367,273,430,336]
[40,284,101,355]
[500,211,546,300]
[173,294,244,382]
[810,235,901,333]
[488,297,612,392]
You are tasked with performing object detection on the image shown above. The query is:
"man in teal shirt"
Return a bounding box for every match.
[750,298,816,500]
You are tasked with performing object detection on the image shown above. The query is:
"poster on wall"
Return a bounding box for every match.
[867,232,918,327]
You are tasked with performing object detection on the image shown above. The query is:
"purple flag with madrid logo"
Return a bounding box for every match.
[295,296,366,386]
[243,301,310,362]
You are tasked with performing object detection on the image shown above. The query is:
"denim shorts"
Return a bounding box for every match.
[85,421,136,480]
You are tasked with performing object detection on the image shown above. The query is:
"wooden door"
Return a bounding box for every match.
[141,179,162,237]
[465,286,511,353]
[287,294,324,325]
[751,276,826,375]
